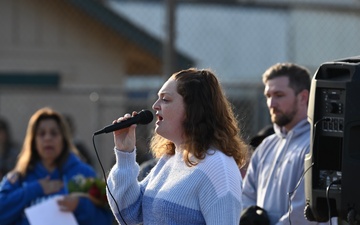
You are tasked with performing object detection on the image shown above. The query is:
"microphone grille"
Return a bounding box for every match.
[138,110,153,125]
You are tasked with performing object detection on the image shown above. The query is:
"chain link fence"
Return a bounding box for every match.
[1,0,360,173]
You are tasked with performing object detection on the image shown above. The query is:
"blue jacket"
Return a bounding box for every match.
[0,152,113,225]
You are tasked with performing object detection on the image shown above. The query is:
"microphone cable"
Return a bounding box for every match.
[92,134,128,225]
[287,117,331,224]
[287,162,314,225]
[326,179,341,225]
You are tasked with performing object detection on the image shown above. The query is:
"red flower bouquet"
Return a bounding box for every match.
[67,174,109,208]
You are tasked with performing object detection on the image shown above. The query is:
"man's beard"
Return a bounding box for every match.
[271,106,297,127]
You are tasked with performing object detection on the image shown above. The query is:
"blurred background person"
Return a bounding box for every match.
[248,124,274,153]
[64,114,94,168]
[240,124,274,178]
[0,107,113,225]
[0,117,20,180]
[241,63,317,225]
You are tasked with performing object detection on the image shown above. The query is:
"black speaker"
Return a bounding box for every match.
[305,56,360,223]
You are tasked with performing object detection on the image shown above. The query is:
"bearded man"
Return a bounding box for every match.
[241,63,319,225]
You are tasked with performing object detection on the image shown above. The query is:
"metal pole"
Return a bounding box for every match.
[163,0,176,80]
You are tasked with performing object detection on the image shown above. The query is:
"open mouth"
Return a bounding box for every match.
[156,114,164,121]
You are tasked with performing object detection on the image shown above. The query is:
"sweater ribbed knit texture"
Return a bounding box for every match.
[107,148,243,225]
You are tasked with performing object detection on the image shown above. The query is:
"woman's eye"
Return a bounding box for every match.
[50,130,60,137]
[37,131,46,137]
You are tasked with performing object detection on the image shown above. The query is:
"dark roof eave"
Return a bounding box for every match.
[67,0,194,70]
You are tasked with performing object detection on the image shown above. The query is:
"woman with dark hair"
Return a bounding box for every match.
[107,68,247,224]
[0,107,113,225]
[0,117,19,179]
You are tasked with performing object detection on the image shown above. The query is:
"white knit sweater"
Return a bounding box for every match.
[107,148,243,225]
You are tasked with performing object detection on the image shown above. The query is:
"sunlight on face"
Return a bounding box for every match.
[152,78,186,146]
[264,76,298,127]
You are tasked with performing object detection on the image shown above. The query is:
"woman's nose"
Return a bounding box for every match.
[152,99,159,110]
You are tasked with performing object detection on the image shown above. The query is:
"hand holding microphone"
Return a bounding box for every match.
[114,112,138,152]
[94,110,153,135]
[94,110,153,152]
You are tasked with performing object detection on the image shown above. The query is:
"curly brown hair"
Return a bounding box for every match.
[150,68,247,168]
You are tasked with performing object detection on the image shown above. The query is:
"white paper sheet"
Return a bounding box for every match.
[25,196,78,225]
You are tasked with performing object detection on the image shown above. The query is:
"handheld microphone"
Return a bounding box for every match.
[93,110,153,135]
